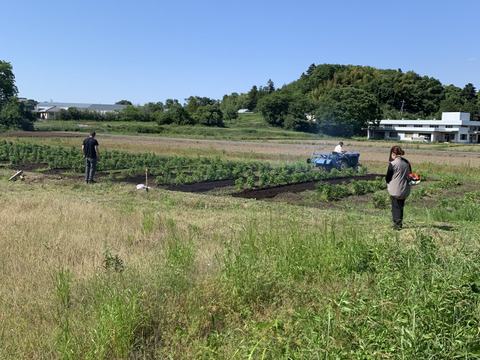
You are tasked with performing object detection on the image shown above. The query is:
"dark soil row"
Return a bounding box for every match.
[5,162,383,201]
[231,174,382,200]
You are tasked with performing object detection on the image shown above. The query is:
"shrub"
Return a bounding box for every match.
[371,192,388,209]
[235,177,244,189]
[317,182,349,201]
[246,175,256,188]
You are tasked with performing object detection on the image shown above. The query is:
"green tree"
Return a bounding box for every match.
[116,100,133,105]
[25,99,38,109]
[143,101,164,113]
[0,61,35,130]
[164,99,180,109]
[154,105,193,125]
[461,83,479,120]
[184,96,200,116]
[222,105,238,122]
[0,99,35,131]
[246,85,260,111]
[283,114,318,133]
[0,60,18,106]
[193,96,218,106]
[283,93,317,133]
[266,79,275,93]
[314,87,381,137]
[193,104,224,127]
[438,85,464,113]
[462,83,477,102]
[67,107,82,120]
[306,63,316,76]
[56,108,71,120]
[438,84,479,120]
[118,105,150,122]
[220,93,239,121]
[256,92,290,127]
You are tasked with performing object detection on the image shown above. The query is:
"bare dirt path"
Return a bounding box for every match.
[6,131,480,166]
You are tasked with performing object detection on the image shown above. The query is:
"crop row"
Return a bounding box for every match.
[315,177,387,201]
[0,140,364,187]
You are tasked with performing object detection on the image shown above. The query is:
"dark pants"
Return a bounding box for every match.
[85,157,97,182]
[390,197,405,225]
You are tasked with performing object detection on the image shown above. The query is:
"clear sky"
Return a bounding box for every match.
[1,0,479,105]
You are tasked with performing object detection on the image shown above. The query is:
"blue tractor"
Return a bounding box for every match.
[307,151,361,172]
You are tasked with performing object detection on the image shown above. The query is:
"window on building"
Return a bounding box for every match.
[460,134,467,140]
[414,125,423,128]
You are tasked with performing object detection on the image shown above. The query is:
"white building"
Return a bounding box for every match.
[237,109,254,114]
[36,102,127,119]
[367,112,480,143]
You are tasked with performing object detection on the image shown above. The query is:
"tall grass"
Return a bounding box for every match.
[1,168,480,358]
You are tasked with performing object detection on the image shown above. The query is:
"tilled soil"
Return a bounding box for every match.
[231,174,381,199]
[6,161,382,202]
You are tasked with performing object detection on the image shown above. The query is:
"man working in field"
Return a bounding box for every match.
[333,141,345,154]
[82,131,100,183]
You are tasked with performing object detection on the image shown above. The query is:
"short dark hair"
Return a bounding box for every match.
[339,141,343,146]
[90,131,96,137]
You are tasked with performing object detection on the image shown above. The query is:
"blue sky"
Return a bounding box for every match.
[1,0,479,105]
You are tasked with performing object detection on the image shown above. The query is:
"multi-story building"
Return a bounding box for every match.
[367,112,480,143]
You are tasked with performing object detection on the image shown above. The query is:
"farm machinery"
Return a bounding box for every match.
[307,151,361,172]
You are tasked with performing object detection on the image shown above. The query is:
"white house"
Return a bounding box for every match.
[367,112,480,143]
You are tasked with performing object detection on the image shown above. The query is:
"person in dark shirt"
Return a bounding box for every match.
[82,131,100,183]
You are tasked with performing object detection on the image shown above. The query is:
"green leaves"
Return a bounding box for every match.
[0,60,17,103]
[314,87,382,137]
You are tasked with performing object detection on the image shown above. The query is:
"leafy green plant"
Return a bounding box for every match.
[103,249,124,273]
[246,175,256,188]
[371,192,388,209]
[235,177,244,189]
[316,182,349,201]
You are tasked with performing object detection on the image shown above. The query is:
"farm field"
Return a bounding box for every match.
[5,130,480,166]
[1,131,480,359]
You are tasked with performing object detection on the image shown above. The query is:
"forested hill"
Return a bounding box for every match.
[250,64,479,137]
[290,64,444,115]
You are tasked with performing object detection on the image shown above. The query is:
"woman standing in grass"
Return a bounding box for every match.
[385,146,411,230]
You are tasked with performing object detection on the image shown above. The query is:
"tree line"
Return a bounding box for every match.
[1,60,479,137]
[253,64,480,137]
[0,61,35,131]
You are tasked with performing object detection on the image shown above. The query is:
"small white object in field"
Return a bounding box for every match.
[136,184,150,190]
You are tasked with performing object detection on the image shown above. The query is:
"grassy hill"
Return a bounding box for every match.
[33,113,331,141]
